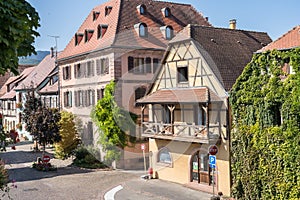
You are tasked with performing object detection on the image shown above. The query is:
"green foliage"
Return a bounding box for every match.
[230,48,300,199]
[0,0,40,75]
[91,81,137,164]
[54,111,81,159]
[73,146,107,169]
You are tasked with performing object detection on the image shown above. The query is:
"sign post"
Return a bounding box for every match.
[208,145,218,198]
[141,144,146,176]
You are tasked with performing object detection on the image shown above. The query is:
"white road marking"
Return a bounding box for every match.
[104,185,123,200]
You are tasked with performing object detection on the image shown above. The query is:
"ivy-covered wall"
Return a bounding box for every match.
[230,48,300,200]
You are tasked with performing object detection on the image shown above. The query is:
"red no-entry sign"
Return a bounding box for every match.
[208,145,218,155]
[42,155,51,163]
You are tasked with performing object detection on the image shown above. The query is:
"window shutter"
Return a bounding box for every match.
[92,90,95,105]
[91,60,95,76]
[146,57,152,73]
[128,56,134,72]
[74,91,78,107]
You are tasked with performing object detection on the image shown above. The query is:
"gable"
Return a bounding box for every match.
[150,40,226,97]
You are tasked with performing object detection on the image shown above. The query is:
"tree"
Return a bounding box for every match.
[0,0,40,75]
[91,81,137,164]
[54,111,81,159]
[230,48,300,199]
[22,91,61,154]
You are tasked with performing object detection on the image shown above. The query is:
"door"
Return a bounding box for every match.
[191,151,211,184]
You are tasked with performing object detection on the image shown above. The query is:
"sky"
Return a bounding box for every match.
[27,0,300,51]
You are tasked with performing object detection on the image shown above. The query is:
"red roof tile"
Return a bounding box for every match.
[59,0,211,60]
[137,87,221,104]
[259,25,300,51]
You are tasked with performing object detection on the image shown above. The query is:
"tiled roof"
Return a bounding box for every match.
[259,25,300,51]
[39,82,58,94]
[59,0,211,60]
[59,0,120,59]
[0,90,16,100]
[0,67,35,97]
[15,55,56,90]
[137,87,221,104]
[172,25,272,91]
[113,0,211,49]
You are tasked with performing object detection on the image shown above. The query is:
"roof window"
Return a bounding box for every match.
[84,29,94,42]
[93,11,100,21]
[137,4,146,15]
[105,6,112,16]
[134,23,148,37]
[97,24,108,39]
[160,26,174,40]
[75,33,84,46]
[161,7,171,17]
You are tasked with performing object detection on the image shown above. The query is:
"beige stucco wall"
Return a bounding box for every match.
[149,134,231,196]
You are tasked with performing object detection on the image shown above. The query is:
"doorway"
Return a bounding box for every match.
[191,151,211,184]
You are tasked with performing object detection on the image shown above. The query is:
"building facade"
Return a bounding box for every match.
[58,0,211,168]
[137,24,271,196]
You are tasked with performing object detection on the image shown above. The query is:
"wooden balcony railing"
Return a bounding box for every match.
[142,121,220,143]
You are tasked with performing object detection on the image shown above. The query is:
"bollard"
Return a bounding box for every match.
[148,167,153,179]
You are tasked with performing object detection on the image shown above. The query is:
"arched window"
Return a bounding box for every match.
[137,4,146,15]
[139,23,147,37]
[158,147,172,164]
[166,26,173,40]
[162,7,171,17]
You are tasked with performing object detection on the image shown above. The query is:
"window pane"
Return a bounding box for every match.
[178,67,188,82]
[158,148,171,163]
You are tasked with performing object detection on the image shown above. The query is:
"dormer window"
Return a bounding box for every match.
[75,33,84,46]
[137,4,146,15]
[85,30,94,42]
[162,7,171,17]
[93,11,100,21]
[161,26,174,40]
[134,23,148,37]
[97,24,108,39]
[105,6,112,16]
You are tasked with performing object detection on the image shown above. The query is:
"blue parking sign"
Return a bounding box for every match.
[209,155,216,168]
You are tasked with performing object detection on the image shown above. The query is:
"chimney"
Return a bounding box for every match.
[229,19,236,29]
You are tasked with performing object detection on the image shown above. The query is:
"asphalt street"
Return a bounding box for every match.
[0,142,212,200]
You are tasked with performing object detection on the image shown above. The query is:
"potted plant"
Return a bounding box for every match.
[16,102,22,109]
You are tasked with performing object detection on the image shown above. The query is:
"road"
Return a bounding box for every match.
[0,142,212,200]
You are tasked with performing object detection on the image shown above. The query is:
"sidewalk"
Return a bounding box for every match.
[114,176,212,200]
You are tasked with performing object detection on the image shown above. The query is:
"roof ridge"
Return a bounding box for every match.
[189,24,269,34]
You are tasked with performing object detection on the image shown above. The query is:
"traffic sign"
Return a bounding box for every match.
[208,145,218,155]
[209,155,216,168]
[42,155,51,163]
[141,143,145,151]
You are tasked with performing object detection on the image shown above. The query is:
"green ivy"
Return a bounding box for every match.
[230,48,300,200]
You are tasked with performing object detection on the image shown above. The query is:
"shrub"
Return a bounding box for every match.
[73,146,107,169]
[54,111,81,159]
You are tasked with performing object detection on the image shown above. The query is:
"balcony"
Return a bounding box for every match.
[141,121,220,144]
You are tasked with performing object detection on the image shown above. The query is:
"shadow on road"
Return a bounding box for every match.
[0,150,54,165]
[8,165,93,183]
[1,142,95,183]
